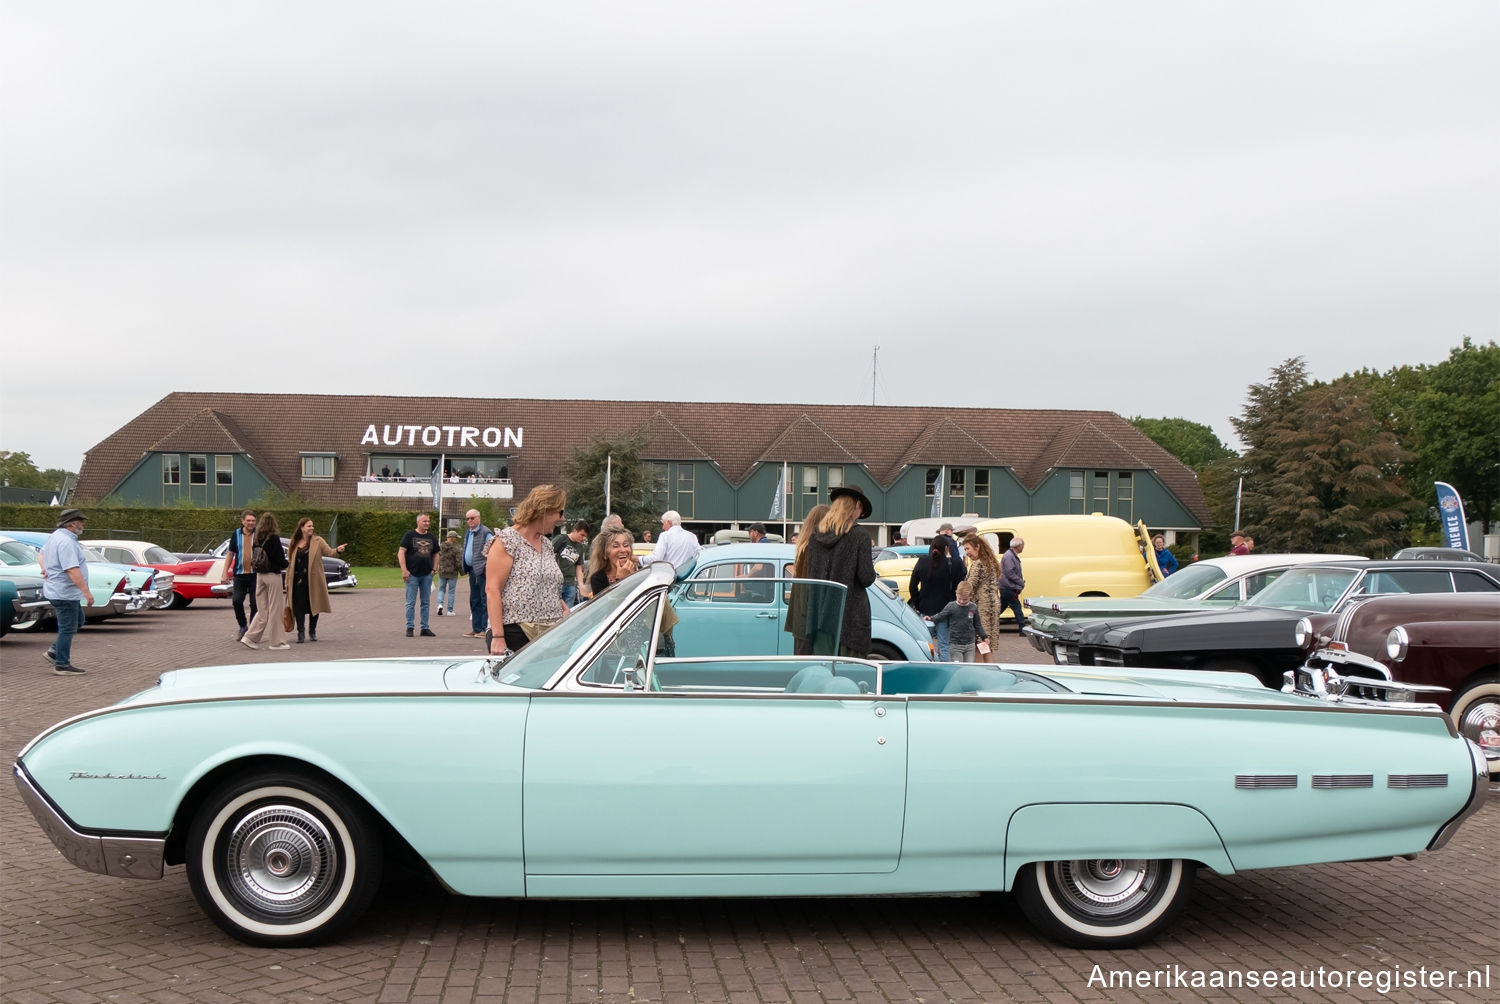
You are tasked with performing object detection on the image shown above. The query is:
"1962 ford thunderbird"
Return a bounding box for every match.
[13,564,1489,950]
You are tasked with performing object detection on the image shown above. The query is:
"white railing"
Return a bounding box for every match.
[356,479,515,500]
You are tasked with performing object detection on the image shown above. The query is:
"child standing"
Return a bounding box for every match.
[927,582,990,662]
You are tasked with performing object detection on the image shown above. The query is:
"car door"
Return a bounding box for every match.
[521,594,908,888]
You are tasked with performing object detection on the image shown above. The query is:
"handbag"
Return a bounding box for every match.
[282,606,294,633]
[518,620,559,641]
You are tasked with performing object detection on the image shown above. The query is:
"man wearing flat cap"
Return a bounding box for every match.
[40,509,94,675]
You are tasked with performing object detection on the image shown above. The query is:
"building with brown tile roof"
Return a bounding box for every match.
[77,392,1211,544]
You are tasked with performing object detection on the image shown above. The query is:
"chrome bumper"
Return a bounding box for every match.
[12,763,164,880]
[11,596,52,630]
[327,573,358,590]
[210,581,232,597]
[1429,741,1491,850]
[1020,625,1055,655]
[111,588,166,612]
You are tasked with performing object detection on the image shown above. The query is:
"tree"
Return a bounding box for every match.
[0,451,74,492]
[1130,416,1240,553]
[1128,417,1236,471]
[1401,338,1500,533]
[1232,359,1415,554]
[560,428,658,540]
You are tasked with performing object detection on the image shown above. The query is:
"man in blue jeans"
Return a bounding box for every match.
[41,508,95,675]
[462,508,494,637]
[398,512,439,637]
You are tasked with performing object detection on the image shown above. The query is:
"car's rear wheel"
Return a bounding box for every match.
[187,770,382,947]
[1013,857,1193,948]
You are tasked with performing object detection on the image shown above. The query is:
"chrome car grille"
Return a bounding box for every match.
[1388,774,1448,789]
[1312,774,1374,789]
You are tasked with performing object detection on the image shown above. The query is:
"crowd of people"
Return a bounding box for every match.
[27,496,1242,676]
[892,521,1033,662]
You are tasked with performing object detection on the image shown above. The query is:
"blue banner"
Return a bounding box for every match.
[1434,481,1469,551]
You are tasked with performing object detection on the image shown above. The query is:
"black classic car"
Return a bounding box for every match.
[1070,560,1500,689]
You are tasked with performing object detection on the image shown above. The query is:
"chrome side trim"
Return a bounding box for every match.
[1429,741,1489,851]
[1236,775,1297,789]
[1388,774,1448,789]
[1312,774,1374,789]
[11,763,165,880]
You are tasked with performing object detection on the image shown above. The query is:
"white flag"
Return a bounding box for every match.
[769,464,786,520]
[930,465,944,518]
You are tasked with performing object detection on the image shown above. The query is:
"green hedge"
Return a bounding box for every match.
[0,504,501,567]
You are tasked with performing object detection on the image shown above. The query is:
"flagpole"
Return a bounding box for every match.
[782,461,789,539]
[605,454,612,517]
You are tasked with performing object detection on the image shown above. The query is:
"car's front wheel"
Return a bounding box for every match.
[1013,857,1193,948]
[1449,674,1499,775]
[186,770,382,946]
[166,593,194,610]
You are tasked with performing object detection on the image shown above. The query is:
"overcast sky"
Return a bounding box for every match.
[2,2,1495,474]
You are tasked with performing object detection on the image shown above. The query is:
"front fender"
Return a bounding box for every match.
[1004,802,1234,886]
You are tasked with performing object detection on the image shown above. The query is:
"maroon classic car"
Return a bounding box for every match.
[1290,592,1499,773]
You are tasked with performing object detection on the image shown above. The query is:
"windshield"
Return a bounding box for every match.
[1246,566,1359,612]
[1141,563,1227,600]
[144,546,178,564]
[0,541,38,565]
[492,569,659,689]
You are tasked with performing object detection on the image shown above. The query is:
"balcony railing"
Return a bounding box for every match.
[356,478,515,500]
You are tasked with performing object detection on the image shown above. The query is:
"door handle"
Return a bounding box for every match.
[754,611,777,619]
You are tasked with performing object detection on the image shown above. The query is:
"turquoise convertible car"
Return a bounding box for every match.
[14,564,1488,950]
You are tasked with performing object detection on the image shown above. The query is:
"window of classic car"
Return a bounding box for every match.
[13,563,1491,953]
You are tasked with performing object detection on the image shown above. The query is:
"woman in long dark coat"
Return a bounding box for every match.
[796,486,877,658]
[909,539,964,659]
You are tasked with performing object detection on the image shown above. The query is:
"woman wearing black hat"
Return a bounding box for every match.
[795,485,877,658]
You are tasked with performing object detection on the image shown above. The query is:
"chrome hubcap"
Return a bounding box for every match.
[1457,699,1500,750]
[1052,859,1159,917]
[226,804,336,915]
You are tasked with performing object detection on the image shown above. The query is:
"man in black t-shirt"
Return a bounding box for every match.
[399,512,440,637]
[553,520,589,606]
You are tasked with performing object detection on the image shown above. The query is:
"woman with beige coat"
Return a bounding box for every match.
[285,516,348,643]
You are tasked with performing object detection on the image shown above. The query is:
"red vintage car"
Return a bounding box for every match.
[84,539,224,609]
[1290,592,1499,774]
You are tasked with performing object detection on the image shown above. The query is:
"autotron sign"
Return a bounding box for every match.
[359,424,524,449]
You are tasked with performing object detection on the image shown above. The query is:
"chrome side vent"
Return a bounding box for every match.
[1312,774,1374,789]
[1388,774,1448,789]
[1236,775,1297,790]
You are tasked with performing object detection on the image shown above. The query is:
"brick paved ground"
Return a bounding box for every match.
[2,584,1496,1003]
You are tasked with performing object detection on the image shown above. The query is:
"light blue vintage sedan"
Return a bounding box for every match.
[14,564,1489,950]
[672,543,934,661]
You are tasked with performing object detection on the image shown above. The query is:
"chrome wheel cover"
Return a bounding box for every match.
[1050,859,1161,919]
[224,803,337,916]
[1456,698,1499,748]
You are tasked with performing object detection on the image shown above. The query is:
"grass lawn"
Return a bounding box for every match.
[350,567,406,589]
